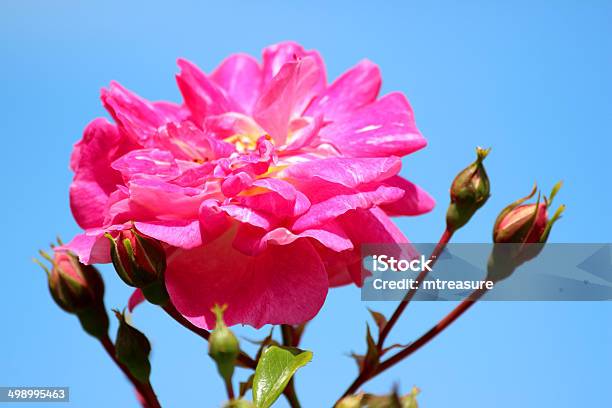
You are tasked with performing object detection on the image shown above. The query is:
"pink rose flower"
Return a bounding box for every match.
[65,41,434,329]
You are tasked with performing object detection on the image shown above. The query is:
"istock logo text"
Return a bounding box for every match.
[371,255,434,273]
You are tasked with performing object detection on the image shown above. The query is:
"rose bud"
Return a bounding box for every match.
[493,181,564,245]
[106,228,168,305]
[209,304,240,385]
[488,182,565,282]
[46,250,103,313]
[446,147,491,233]
[114,310,152,384]
[36,249,109,339]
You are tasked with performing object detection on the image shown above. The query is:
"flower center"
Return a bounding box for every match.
[224,133,261,153]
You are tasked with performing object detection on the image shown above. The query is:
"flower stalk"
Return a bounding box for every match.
[376,228,453,349]
[336,287,487,404]
[99,335,161,408]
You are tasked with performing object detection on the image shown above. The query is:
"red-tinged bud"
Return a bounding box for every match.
[36,248,109,339]
[493,181,565,245]
[47,251,103,313]
[106,228,168,305]
[488,182,565,282]
[446,147,491,233]
[494,202,547,243]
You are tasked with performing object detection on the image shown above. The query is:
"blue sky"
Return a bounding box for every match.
[1,1,611,407]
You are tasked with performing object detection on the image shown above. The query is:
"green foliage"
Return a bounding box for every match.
[252,345,312,408]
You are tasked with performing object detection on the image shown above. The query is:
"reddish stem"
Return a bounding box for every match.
[377,229,453,348]
[100,335,162,408]
[337,288,486,403]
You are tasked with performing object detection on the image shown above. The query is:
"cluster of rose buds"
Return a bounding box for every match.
[444,149,564,282]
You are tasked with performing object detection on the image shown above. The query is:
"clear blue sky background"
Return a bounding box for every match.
[1,1,611,407]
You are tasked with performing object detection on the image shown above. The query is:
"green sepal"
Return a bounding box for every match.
[209,305,240,384]
[76,303,110,340]
[540,204,566,243]
[105,233,134,286]
[141,280,169,306]
[114,309,152,384]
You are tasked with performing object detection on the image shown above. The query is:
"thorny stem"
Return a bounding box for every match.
[100,335,162,408]
[378,288,485,373]
[161,302,257,370]
[377,229,453,349]
[336,288,487,404]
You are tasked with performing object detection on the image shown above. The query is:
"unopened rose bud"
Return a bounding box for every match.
[47,251,101,313]
[488,182,565,281]
[209,304,239,384]
[114,310,152,384]
[36,249,109,339]
[446,147,491,233]
[106,229,168,305]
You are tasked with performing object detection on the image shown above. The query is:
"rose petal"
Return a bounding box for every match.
[63,232,111,264]
[211,54,262,114]
[176,59,237,126]
[292,185,404,231]
[101,81,171,145]
[254,56,324,145]
[128,289,146,312]
[306,59,381,120]
[69,118,127,229]
[283,156,401,189]
[318,92,426,158]
[380,176,435,216]
[135,220,202,249]
[261,41,326,89]
[166,235,328,328]
[111,148,180,181]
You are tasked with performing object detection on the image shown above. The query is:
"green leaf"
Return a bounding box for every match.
[252,345,312,408]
